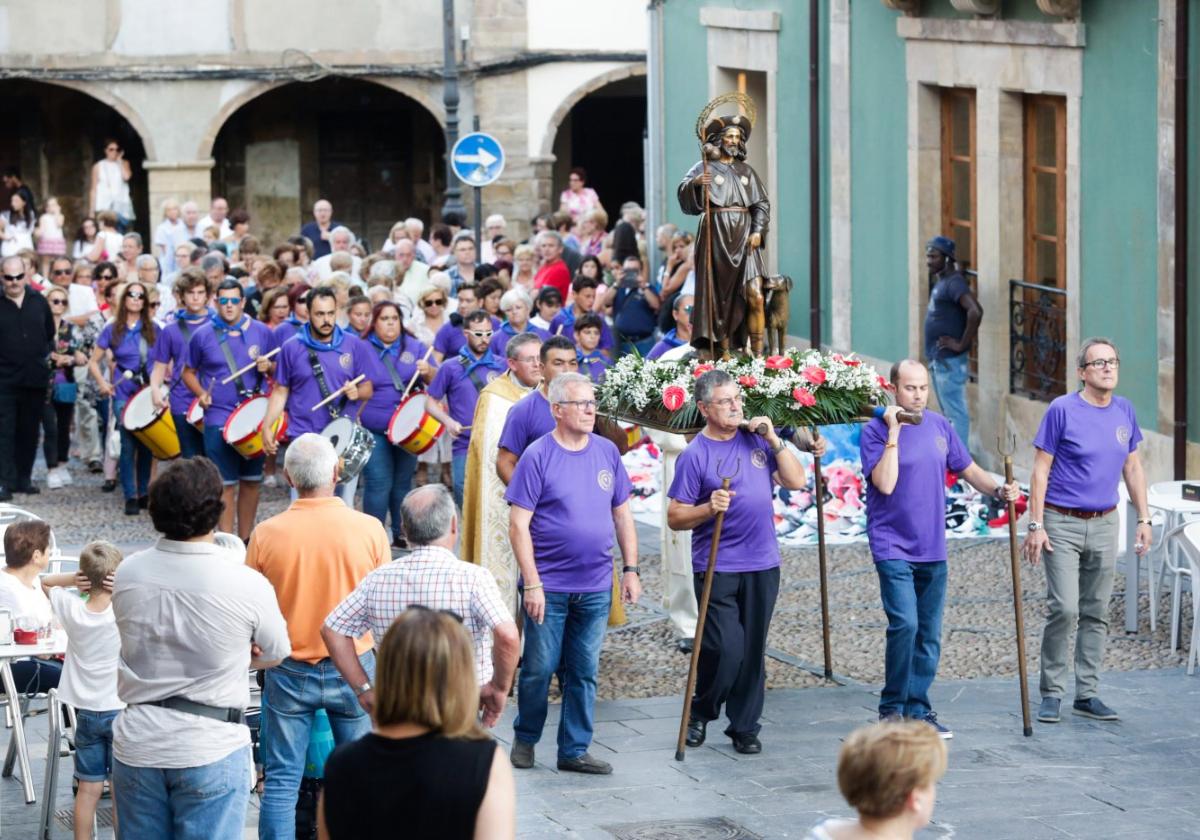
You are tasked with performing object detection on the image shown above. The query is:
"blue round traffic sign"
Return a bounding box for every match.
[450,132,505,187]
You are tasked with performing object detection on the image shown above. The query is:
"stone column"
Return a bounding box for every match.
[143,160,214,220]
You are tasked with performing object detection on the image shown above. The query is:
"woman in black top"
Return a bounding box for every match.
[318,607,515,840]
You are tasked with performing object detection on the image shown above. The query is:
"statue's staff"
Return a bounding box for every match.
[700,139,717,357]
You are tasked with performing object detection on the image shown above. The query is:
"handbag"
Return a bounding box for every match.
[106,405,121,460]
[52,381,77,404]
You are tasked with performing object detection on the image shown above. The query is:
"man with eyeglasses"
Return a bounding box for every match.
[648,294,694,360]
[506,372,640,775]
[424,309,506,508]
[0,256,55,499]
[1023,338,1153,725]
[668,369,815,755]
[461,333,544,612]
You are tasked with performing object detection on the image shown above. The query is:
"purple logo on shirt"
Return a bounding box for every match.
[248,344,261,359]
[1116,425,1131,445]
[935,435,948,454]
[597,469,613,491]
[750,449,768,470]
[339,352,353,370]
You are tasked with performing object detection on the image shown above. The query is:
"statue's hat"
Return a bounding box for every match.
[703,114,752,144]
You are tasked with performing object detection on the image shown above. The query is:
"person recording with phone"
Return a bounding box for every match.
[604,255,660,358]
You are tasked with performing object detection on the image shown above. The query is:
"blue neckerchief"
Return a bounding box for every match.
[297,322,345,352]
[210,314,250,335]
[500,321,518,337]
[578,349,607,365]
[285,314,304,328]
[661,328,682,348]
[559,307,578,327]
[458,345,498,377]
[367,332,409,357]
[176,307,212,326]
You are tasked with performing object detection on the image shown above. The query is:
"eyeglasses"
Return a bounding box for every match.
[514,355,540,365]
[48,298,67,306]
[217,296,241,306]
[557,399,597,411]
[125,291,145,300]
[149,301,161,308]
[3,273,25,281]
[1083,358,1120,370]
[422,298,446,308]
[704,393,743,409]
[97,273,115,280]
[467,330,493,339]
[52,269,72,276]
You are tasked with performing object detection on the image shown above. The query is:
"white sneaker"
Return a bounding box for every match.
[46,468,64,490]
[58,465,72,486]
[262,474,277,488]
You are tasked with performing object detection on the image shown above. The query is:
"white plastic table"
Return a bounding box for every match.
[1124,483,1200,633]
[0,632,67,804]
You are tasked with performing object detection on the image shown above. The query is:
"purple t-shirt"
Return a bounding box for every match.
[505,433,632,593]
[549,308,615,351]
[647,329,684,360]
[426,350,506,456]
[184,318,275,428]
[669,430,781,573]
[272,319,301,349]
[360,334,432,435]
[498,389,554,456]
[97,321,157,403]
[1034,392,1142,511]
[577,351,610,383]
[860,411,971,563]
[274,331,378,437]
[153,314,211,414]
[488,322,550,357]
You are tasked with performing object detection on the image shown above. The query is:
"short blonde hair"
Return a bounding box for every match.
[79,541,123,590]
[373,607,489,740]
[837,721,947,819]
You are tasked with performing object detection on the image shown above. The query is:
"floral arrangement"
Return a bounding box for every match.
[597,347,893,431]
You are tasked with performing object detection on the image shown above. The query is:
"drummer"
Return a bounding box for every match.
[359,300,436,548]
[262,286,377,507]
[181,278,276,541]
[149,267,213,458]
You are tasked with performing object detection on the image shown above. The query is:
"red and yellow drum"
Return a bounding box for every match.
[386,394,445,455]
[222,395,287,459]
[186,396,205,431]
[122,385,180,460]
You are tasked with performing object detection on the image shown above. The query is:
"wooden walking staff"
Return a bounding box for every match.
[809,426,834,680]
[675,455,740,762]
[999,434,1033,737]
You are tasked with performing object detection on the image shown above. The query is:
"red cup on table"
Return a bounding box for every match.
[13,628,39,645]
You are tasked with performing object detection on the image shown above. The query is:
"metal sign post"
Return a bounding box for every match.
[450,129,505,264]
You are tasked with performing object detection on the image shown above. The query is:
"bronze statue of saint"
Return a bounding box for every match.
[677,113,770,356]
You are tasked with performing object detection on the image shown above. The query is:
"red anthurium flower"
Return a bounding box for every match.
[844,358,861,367]
[662,385,686,411]
[876,374,895,392]
[792,387,816,407]
[692,363,714,378]
[764,355,793,370]
[802,365,827,385]
[737,374,758,388]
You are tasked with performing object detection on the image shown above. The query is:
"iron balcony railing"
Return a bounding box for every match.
[1009,278,1067,402]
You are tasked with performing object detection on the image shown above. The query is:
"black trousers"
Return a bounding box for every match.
[0,386,46,489]
[42,400,73,468]
[691,566,780,737]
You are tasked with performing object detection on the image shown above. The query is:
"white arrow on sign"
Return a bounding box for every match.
[454,147,497,168]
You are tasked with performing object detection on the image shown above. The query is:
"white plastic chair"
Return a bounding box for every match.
[1170,523,1200,675]
[1144,483,1200,636]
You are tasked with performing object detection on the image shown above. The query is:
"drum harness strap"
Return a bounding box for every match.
[117,334,151,387]
[379,346,419,396]
[216,330,260,401]
[307,347,345,420]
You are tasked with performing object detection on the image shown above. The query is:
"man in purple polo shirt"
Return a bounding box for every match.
[182,278,276,541]
[506,373,640,775]
[495,336,578,485]
[262,286,376,507]
[861,359,1017,739]
[668,369,815,755]
[150,268,212,458]
[1023,338,1153,725]
[424,309,506,508]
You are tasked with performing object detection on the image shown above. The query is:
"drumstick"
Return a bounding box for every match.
[220,347,280,385]
[400,346,435,402]
[311,374,365,411]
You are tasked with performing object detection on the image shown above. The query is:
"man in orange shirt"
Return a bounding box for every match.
[247,432,389,840]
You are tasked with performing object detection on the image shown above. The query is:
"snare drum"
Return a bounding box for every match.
[222,395,287,459]
[321,417,375,480]
[386,394,445,455]
[122,385,180,460]
[186,396,205,431]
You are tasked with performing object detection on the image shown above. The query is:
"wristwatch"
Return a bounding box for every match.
[354,681,373,696]
[1027,522,1042,533]
[622,565,640,576]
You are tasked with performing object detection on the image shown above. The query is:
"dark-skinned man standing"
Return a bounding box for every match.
[923,235,981,450]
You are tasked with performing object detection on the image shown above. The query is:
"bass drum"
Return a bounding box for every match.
[321,417,375,480]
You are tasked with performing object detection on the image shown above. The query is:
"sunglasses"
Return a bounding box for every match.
[217,296,242,306]
[149,301,161,308]
[467,330,494,339]
[422,298,447,308]
[125,291,145,300]
[52,269,72,276]
[98,273,115,280]
[3,273,25,281]
[49,298,67,305]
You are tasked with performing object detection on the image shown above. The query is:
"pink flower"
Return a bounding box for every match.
[792,387,816,407]
[692,363,714,378]
[737,374,758,388]
[802,365,827,386]
[832,353,845,363]
[764,355,793,370]
[662,385,686,411]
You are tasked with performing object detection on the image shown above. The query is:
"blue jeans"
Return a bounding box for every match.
[930,353,969,449]
[115,398,152,500]
[203,423,265,486]
[113,745,251,840]
[73,708,119,782]
[876,560,948,718]
[259,653,374,840]
[451,452,467,509]
[361,432,417,541]
[172,412,205,459]
[513,589,611,760]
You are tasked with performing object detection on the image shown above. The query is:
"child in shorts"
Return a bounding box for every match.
[46,541,124,840]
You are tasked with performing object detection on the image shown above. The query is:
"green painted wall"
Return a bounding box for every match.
[848,2,908,361]
[1079,2,1160,427]
[659,0,829,342]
